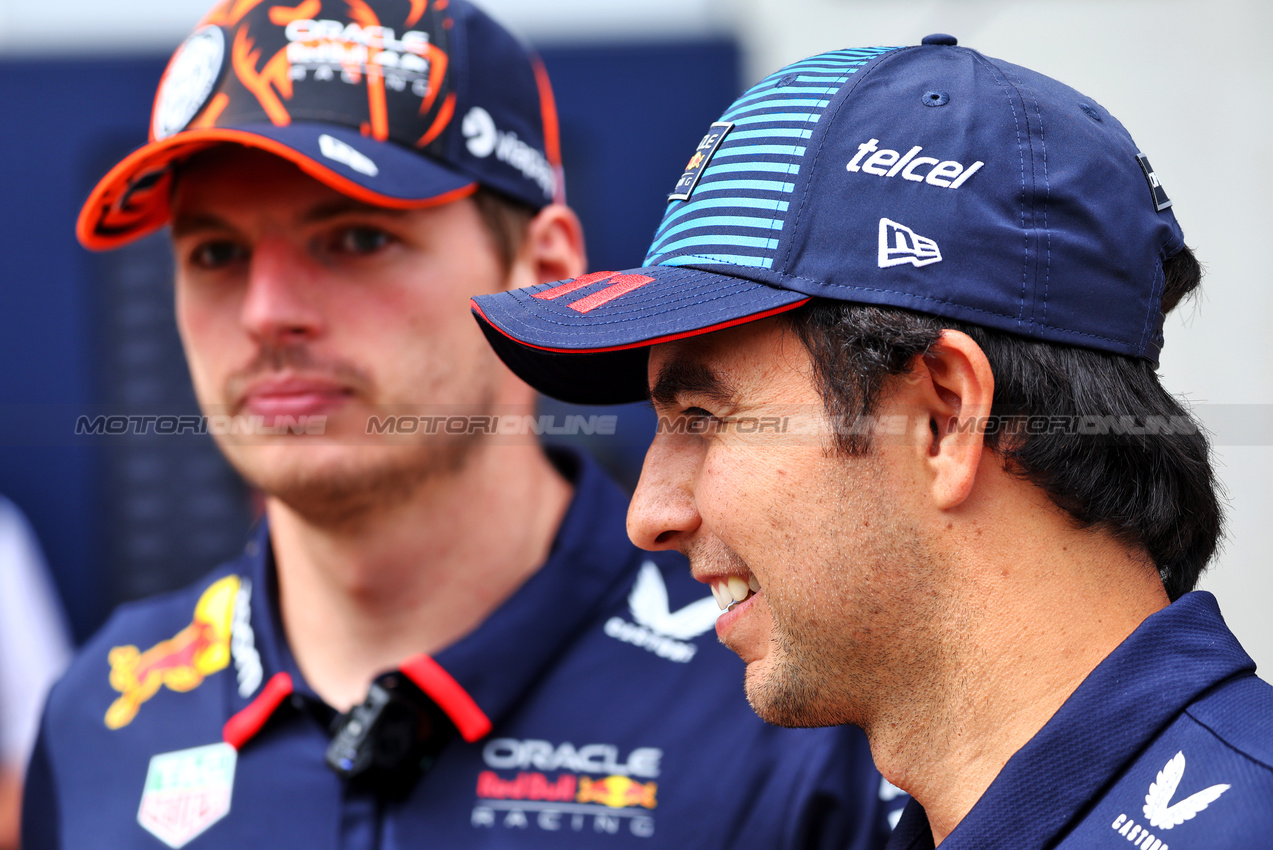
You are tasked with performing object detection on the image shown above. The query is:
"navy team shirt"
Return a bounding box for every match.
[24,450,904,849]
[887,592,1273,849]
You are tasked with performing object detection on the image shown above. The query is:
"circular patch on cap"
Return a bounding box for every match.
[152,26,227,141]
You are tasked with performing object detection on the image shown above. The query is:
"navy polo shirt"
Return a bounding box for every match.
[887,592,1273,849]
[25,450,905,849]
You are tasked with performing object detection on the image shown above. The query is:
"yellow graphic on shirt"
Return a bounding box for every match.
[104,576,240,730]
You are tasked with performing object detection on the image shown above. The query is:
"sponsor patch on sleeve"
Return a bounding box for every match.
[668,122,734,201]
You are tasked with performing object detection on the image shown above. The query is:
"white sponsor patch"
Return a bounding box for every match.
[462,106,556,200]
[137,742,237,848]
[152,26,225,140]
[318,134,379,176]
[878,218,942,269]
[463,106,498,158]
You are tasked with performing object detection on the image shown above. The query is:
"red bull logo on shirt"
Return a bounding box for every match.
[473,737,661,838]
[576,775,658,809]
[104,576,241,730]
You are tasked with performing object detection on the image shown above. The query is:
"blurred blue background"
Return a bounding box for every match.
[0,36,740,642]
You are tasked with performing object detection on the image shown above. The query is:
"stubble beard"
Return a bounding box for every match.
[742,461,948,732]
[225,419,490,528]
[214,342,499,528]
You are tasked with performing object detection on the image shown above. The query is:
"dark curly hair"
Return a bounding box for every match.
[782,247,1222,600]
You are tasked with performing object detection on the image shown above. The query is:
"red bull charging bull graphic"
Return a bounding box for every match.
[575,775,658,810]
[105,576,240,730]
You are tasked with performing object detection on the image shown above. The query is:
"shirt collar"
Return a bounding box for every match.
[888,591,1254,850]
[223,448,639,744]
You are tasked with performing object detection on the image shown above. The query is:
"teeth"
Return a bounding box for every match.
[708,575,760,611]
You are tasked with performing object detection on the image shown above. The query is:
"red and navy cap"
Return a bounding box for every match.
[472,35,1186,405]
[78,0,563,251]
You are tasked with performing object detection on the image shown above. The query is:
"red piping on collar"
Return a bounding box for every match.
[223,672,294,750]
[399,654,492,743]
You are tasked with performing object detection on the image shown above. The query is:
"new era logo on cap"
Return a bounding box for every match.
[318,135,378,176]
[878,218,941,268]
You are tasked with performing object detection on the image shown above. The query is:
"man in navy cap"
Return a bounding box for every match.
[24,2,902,847]
[474,35,1273,848]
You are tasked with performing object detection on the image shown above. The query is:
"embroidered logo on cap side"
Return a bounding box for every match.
[137,742,237,848]
[668,122,734,201]
[153,26,227,140]
[1136,153,1173,212]
[878,218,942,268]
[461,105,556,200]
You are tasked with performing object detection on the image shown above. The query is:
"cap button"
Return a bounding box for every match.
[921,33,958,46]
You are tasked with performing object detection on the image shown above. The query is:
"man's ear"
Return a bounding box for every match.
[904,329,996,510]
[513,203,587,289]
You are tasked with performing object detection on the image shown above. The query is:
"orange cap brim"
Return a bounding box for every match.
[77,127,478,251]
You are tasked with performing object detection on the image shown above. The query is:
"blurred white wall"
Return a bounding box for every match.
[3,0,1270,670]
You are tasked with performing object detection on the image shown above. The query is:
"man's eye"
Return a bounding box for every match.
[189,240,247,270]
[683,407,723,429]
[332,226,392,255]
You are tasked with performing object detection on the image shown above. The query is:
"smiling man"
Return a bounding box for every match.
[474,36,1273,849]
[23,2,901,848]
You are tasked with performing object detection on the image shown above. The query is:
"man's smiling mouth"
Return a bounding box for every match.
[708,574,761,612]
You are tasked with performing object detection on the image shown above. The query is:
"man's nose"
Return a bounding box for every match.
[240,237,325,344]
[626,434,702,552]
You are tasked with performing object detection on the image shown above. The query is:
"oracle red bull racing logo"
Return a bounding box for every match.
[473,738,661,838]
[104,576,240,730]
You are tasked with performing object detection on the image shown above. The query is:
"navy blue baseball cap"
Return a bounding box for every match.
[78,0,562,250]
[472,36,1186,405]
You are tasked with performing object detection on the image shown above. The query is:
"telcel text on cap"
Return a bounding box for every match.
[471,36,1185,405]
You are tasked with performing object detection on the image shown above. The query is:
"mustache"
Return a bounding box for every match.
[224,343,375,411]
[684,535,752,576]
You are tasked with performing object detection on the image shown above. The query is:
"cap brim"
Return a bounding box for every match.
[78,122,478,250]
[472,265,809,404]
